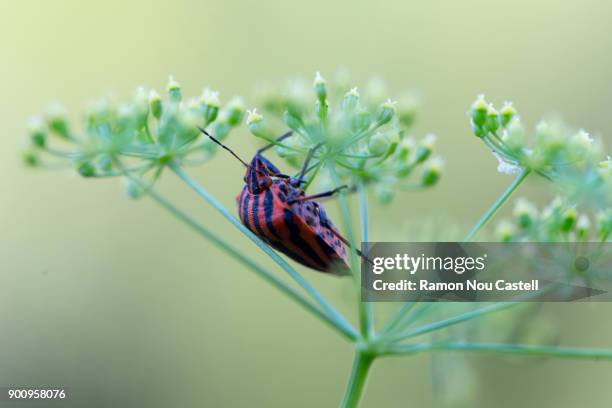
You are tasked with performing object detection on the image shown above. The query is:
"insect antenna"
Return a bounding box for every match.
[257,130,294,153]
[198,127,249,167]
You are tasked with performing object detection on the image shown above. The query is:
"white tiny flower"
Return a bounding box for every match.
[246,109,263,125]
[201,88,220,107]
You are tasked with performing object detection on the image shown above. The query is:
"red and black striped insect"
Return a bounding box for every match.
[199,128,353,275]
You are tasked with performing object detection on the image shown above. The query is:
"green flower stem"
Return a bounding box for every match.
[387,301,523,343]
[464,167,531,242]
[386,342,612,361]
[327,164,370,339]
[140,184,355,340]
[340,351,375,408]
[379,302,433,338]
[378,302,416,336]
[358,183,374,337]
[169,162,358,341]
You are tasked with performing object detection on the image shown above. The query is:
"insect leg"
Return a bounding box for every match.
[288,185,357,204]
[297,142,326,182]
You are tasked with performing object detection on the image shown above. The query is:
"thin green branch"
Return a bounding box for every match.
[387,302,522,343]
[379,302,433,338]
[169,162,358,341]
[358,183,374,337]
[386,342,612,361]
[464,167,530,242]
[328,163,370,339]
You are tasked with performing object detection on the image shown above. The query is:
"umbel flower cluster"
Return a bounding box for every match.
[23,77,245,194]
[469,95,610,209]
[247,72,442,203]
[495,197,612,243]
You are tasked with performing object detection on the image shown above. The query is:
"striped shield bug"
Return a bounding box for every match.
[199,128,353,275]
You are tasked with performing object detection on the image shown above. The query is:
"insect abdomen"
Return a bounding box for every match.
[237,186,349,274]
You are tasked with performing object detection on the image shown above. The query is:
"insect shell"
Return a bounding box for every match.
[237,153,350,275]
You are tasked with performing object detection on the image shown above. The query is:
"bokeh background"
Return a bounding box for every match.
[1,0,612,406]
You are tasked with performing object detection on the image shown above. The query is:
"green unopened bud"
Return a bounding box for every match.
[513,198,538,229]
[541,196,563,220]
[123,178,145,199]
[342,87,360,112]
[471,121,487,138]
[375,184,394,204]
[421,157,443,186]
[396,163,413,178]
[500,102,516,127]
[351,108,372,133]
[27,116,46,148]
[77,161,96,177]
[398,137,415,160]
[376,99,397,126]
[535,121,563,152]
[46,104,70,138]
[596,210,612,241]
[502,117,526,150]
[22,151,39,167]
[247,109,270,139]
[576,214,590,240]
[213,119,232,141]
[283,107,304,131]
[134,86,149,115]
[415,134,436,163]
[470,95,488,127]
[397,93,418,128]
[368,132,390,156]
[313,71,327,102]
[560,208,577,232]
[495,220,516,242]
[315,99,328,119]
[485,104,500,133]
[225,97,245,126]
[149,90,162,119]
[167,76,182,102]
[201,88,220,124]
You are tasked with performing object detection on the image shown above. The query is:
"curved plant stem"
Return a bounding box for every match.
[140,185,355,340]
[169,162,358,341]
[341,351,375,408]
[464,167,531,242]
[386,342,612,360]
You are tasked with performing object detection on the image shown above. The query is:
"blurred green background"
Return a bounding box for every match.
[1,0,612,406]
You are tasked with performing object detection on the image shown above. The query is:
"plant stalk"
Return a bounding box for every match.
[464,167,530,242]
[387,342,612,360]
[327,164,370,339]
[357,183,374,338]
[341,351,375,408]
